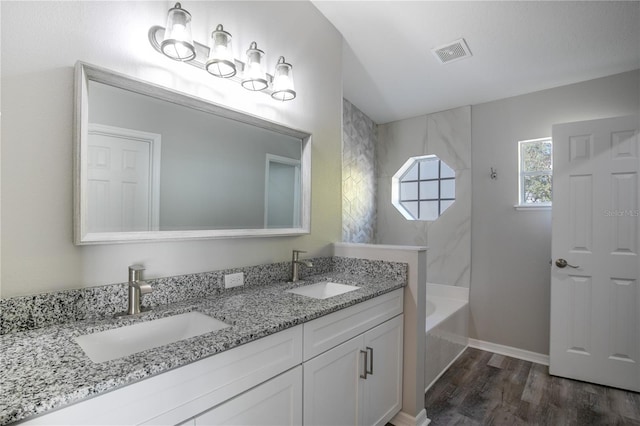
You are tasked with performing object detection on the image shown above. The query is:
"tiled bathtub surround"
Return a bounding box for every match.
[0,256,401,335]
[424,283,470,391]
[377,106,472,288]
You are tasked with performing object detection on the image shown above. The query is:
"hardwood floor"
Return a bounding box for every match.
[424,347,640,426]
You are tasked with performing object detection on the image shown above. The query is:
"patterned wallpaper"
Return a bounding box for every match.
[342,99,377,243]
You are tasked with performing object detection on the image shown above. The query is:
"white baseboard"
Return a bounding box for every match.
[424,344,469,393]
[391,408,430,426]
[468,338,549,365]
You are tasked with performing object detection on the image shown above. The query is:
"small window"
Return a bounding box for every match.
[392,155,455,221]
[518,137,552,206]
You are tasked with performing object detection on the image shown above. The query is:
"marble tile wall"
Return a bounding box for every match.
[376,106,472,288]
[342,99,377,243]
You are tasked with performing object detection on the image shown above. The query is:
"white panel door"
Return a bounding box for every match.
[362,315,404,426]
[303,335,364,426]
[194,366,302,426]
[87,124,161,233]
[550,115,640,391]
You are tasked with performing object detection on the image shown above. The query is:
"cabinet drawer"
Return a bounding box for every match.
[140,326,303,425]
[303,288,403,361]
[195,366,302,425]
[23,325,303,426]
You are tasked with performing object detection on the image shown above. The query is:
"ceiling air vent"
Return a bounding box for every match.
[432,38,472,64]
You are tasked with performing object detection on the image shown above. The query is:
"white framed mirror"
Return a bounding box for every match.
[74,62,311,244]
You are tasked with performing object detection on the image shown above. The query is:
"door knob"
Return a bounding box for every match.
[555,258,579,269]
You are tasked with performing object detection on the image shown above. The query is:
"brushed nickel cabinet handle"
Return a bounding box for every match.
[366,347,374,375]
[360,349,368,379]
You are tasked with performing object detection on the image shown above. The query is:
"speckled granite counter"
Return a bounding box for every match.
[0,271,404,425]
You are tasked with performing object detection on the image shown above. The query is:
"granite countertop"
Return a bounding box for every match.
[0,272,404,425]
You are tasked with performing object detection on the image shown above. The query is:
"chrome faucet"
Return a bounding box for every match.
[291,250,313,282]
[122,265,152,316]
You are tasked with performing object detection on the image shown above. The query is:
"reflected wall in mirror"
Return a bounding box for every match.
[75,62,311,244]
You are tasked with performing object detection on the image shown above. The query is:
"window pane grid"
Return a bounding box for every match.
[399,159,456,219]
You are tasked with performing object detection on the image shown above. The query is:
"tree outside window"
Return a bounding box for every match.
[518,138,552,205]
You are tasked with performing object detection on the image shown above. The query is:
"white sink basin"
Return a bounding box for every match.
[286,282,360,299]
[75,312,230,363]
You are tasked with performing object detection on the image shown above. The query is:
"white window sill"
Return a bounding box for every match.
[514,204,552,211]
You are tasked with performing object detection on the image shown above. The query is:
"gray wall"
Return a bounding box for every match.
[377,106,472,289]
[342,99,377,243]
[1,1,343,297]
[470,69,640,355]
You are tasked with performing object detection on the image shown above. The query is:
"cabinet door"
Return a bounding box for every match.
[195,366,302,426]
[303,335,364,426]
[362,315,404,426]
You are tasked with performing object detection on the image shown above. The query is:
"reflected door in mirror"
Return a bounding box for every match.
[266,155,301,228]
[87,124,161,232]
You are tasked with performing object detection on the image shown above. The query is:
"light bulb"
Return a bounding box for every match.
[241,42,268,91]
[206,24,236,78]
[271,56,296,101]
[160,3,196,61]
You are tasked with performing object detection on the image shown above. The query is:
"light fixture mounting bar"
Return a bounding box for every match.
[148,26,276,94]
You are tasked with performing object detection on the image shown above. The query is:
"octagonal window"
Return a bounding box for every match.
[392,155,455,221]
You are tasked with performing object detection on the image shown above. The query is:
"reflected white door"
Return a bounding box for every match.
[87,124,161,233]
[265,154,301,228]
[550,115,640,391]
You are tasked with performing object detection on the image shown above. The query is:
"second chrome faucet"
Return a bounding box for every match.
[291,250,313,282]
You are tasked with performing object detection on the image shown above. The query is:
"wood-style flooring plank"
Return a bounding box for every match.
[424,347,640,426]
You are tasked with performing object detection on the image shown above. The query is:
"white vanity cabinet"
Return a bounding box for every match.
[302,289,404,426]
[20,288,403,426]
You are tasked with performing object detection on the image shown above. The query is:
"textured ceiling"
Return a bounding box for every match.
[312,1,640,124]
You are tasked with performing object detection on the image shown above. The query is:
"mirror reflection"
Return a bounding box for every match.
[75,63,311,244]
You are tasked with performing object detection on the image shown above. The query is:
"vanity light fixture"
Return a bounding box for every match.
[148,3,297,101]
[241,42,268,91]
[271,56,296,101]
[160,3,196,61]
[206,24,236,78]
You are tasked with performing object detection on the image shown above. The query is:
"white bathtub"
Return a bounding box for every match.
[425,283,469,392]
